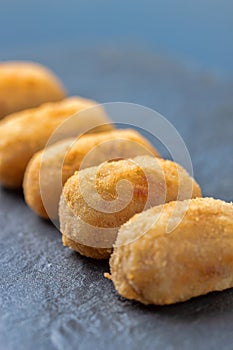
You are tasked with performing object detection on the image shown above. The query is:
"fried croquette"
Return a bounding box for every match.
[0,97,112,188]
[23,129,159,219]
[59,155,201,259]
[0,61,66,119]
[110,197,233,305]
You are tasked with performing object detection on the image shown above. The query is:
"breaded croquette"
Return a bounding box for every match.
[110,198,233,305]
[59,155,201,259]
[0,61,66,118]
[0,97,112,188]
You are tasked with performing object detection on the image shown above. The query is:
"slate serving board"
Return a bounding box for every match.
[0,46,233,350]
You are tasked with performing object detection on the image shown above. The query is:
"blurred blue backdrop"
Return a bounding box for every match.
[1,0,233,75]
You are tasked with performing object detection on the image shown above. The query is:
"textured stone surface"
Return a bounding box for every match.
[0,47,233,349]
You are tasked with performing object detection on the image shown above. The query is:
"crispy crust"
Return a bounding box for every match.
[110,197,233,305]
[23,138,74,218]
[23,129,159,219]
[0,61,66,119]
[0,97,112,188]
[59,155,201,259]
[62,235,112,260]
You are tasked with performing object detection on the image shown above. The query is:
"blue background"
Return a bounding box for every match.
[1,0,233,75]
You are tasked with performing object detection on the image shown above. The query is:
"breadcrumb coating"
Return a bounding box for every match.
[110,197,233,305]
[59,155,201,259]
[0,96,112,188]
[0,61,66,118]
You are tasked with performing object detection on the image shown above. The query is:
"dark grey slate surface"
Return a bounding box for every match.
[0,47,233,350]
